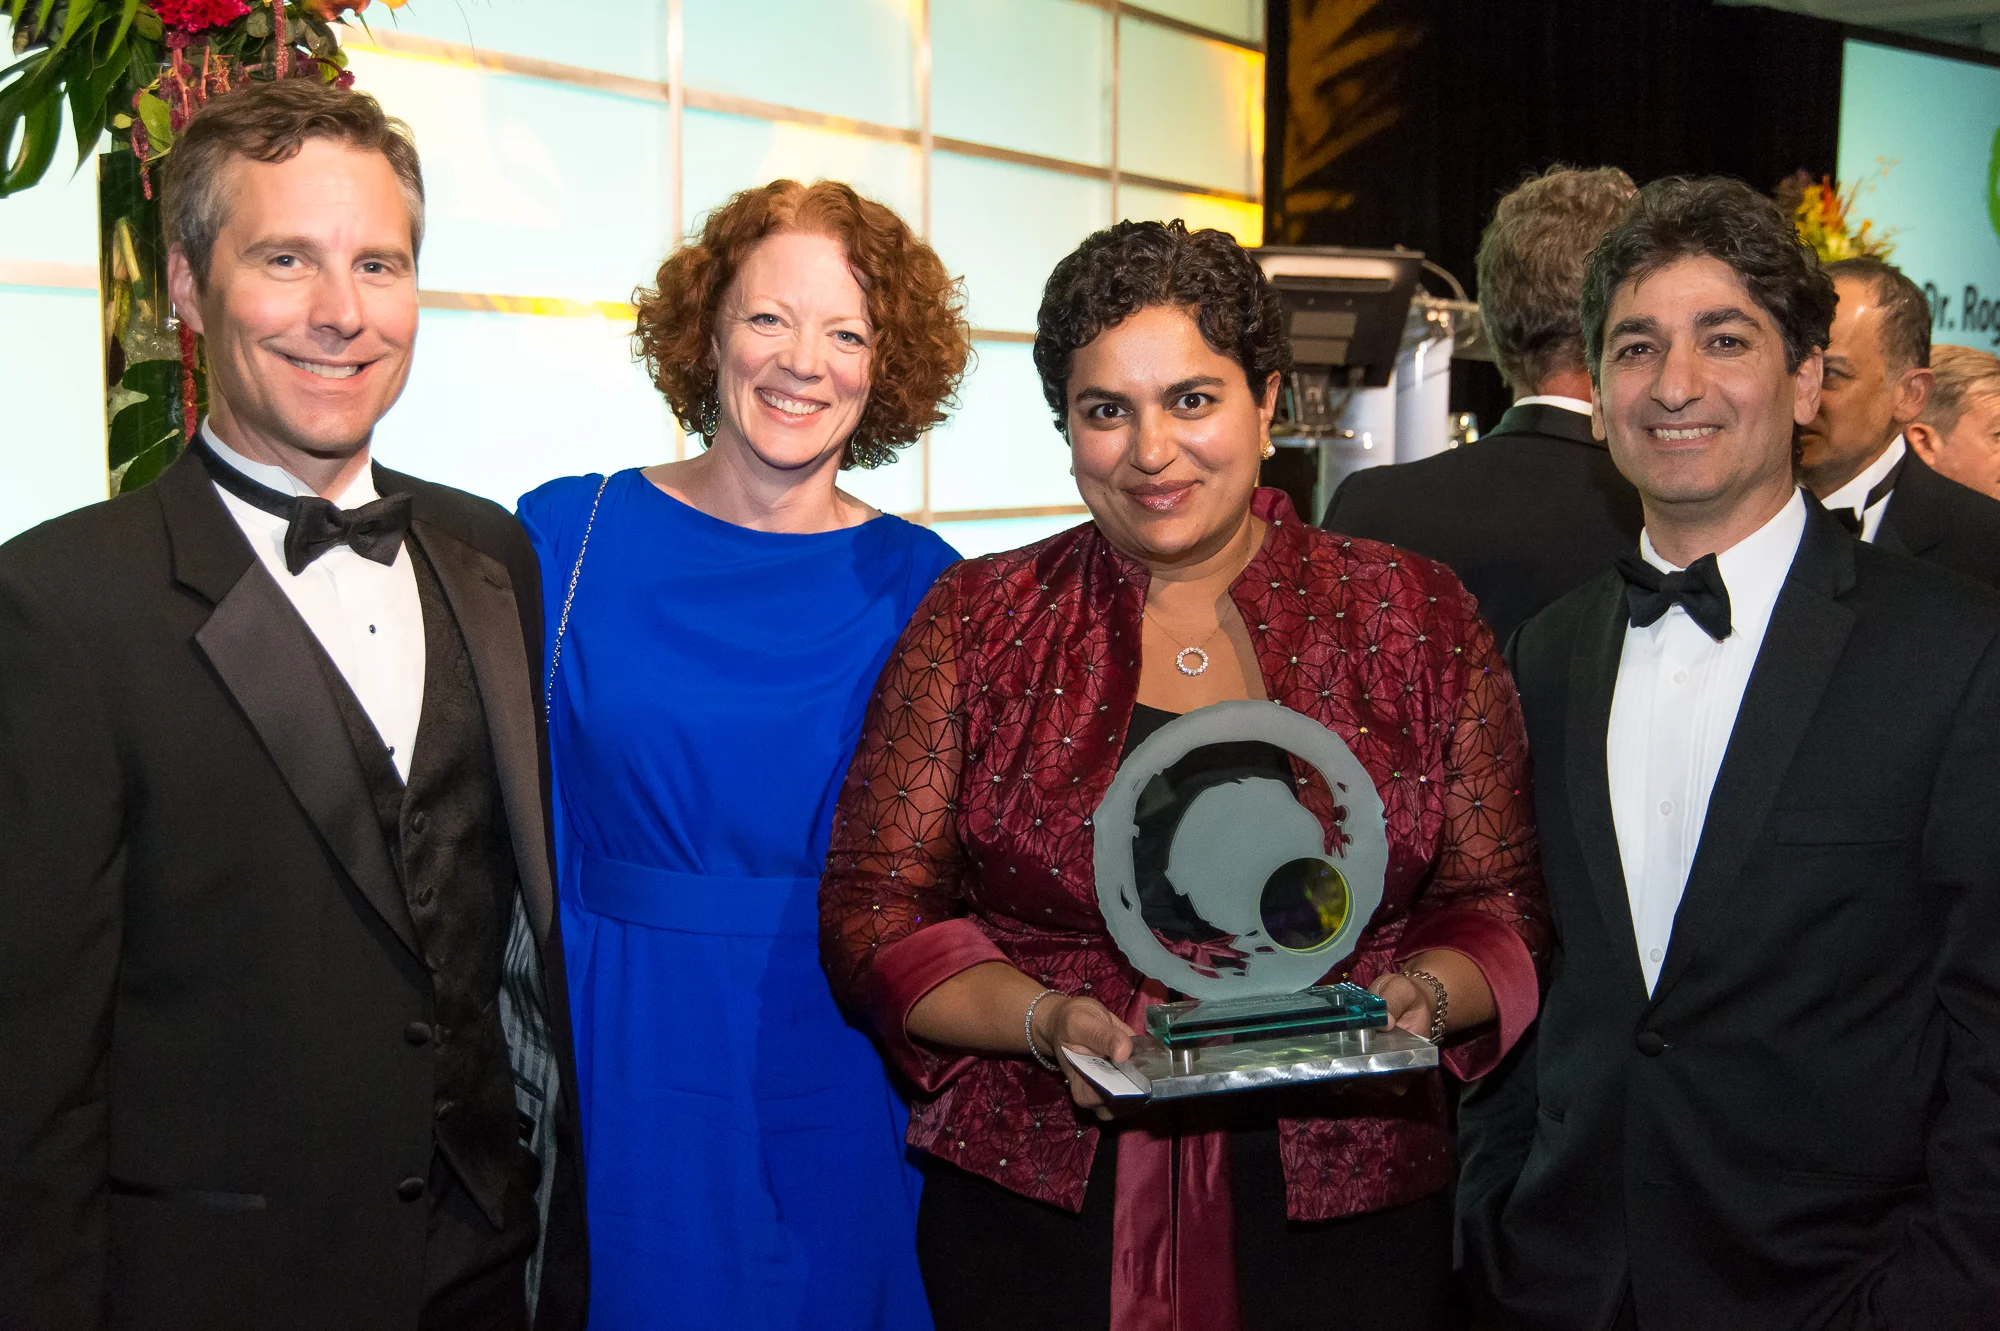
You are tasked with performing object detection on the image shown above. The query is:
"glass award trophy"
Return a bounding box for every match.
[1072,700,1436,1102]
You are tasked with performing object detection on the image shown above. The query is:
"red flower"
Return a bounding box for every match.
[152,0,253,32]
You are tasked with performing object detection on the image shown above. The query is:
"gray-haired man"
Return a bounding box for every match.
[1323,165,1642,644]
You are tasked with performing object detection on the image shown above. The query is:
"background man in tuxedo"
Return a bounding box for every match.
[1322,165,1642,645]
[1459,176,2000,1330]
[1798,256,2000,585]
[0,80,584,1330]
[1908,343,2000,501]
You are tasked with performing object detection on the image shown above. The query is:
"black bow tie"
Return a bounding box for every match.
[1828,456,1905,537]
[194,436,411,575]
[1616,551,1733,641]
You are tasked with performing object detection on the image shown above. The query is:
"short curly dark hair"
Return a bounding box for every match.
[1032,220,1289,432]
[632,179,970,469]
[1581,175,1835,379]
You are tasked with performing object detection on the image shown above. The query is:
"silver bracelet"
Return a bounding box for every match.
[1023,988,1064,1072]
[1401,967,1449,1044]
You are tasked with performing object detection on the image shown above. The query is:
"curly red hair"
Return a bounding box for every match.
[633,180,971,469]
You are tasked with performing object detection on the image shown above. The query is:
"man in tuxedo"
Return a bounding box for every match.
[1322,165,1642,645]
[1798,256,2000,585]
[1908,344,2000,501]
[0,80,585,1330]
[1458,176,2000,1329]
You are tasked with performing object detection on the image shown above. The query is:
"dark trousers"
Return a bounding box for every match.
[419,1151,539,1331]
[918,1118,1456,1331]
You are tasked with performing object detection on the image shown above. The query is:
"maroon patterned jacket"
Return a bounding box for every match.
[821,489,1549,1222]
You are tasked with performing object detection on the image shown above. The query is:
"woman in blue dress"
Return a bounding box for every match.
[519,180,967,1329]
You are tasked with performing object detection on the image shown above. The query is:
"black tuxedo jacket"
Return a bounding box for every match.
[0,452,587,1331]
[1458,501,2000,1330]
[1321,402,1643,646]
[1877,450,2000,589]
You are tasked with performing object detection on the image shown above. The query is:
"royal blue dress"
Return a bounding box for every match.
[519,469,956,1331]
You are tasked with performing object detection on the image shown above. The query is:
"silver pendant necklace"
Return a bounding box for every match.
[1144,607,1224,677]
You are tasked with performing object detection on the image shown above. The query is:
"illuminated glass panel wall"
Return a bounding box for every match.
[0,3,1264,552]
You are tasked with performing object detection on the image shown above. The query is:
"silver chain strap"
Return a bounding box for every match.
[544,474,611,716]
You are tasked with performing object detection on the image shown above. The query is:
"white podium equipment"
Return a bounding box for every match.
[1252,246,1496,517]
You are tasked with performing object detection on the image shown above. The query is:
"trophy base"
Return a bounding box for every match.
[1064,1024,1438,1103]
[1129,1024,1437,1100]
[1144,982,1390,1047]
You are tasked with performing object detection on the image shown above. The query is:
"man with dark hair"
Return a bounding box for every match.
[1801,255,2000,586]
[0,79,586,1330]
[1459,175,2000,1330]
[1322,165,1641,645]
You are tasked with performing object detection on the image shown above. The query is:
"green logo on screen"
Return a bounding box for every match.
[1990,126,2000,242]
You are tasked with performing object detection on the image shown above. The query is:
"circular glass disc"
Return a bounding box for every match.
[1259,857,1352,952]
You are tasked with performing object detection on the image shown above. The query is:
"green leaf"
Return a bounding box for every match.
[118,356,182,404]
[111,428,180,493]
[107,364,182,472]
[130,8,160,40]
[0,49,54,105]
[66,38,122,167]
[0,85,60,194]
[135,87,168,151]
[106,0,140,58]
[55,0,101,54]
[65,72,102,164]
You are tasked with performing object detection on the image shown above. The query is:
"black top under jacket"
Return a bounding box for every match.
[1458,499,2000,1331]
[1321,402,1644,648]
[0,450,588,1331]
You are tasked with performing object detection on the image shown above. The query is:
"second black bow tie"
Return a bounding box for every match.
[194,435,412,574]
[282,492,413,575]
[1616,552,1732,641]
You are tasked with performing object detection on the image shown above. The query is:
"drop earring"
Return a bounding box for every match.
[1260,438,1276,460]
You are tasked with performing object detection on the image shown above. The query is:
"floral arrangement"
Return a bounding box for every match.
[1777,165,1897,265]
[3,0,407,493]
[2,1,401,197]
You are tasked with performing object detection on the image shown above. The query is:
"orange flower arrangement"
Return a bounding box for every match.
[1779,164,1897,264]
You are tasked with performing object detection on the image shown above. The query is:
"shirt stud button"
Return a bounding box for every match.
[368,624,378,634]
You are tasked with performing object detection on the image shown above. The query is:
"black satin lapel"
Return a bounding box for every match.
[194,564,420,955]
[1650,518,1857,1003]
[410,520,556,943]
[1565,574,1648,994]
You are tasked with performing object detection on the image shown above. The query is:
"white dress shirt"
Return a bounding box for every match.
[1511,394,1594,417]
[205,424,425,780]
[1606,490,1807,993]
[1819,435,1905,543]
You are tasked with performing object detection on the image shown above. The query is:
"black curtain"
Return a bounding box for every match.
[1266,0,1846,426]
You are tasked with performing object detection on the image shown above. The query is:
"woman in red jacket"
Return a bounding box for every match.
[820,219,1549,1331]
